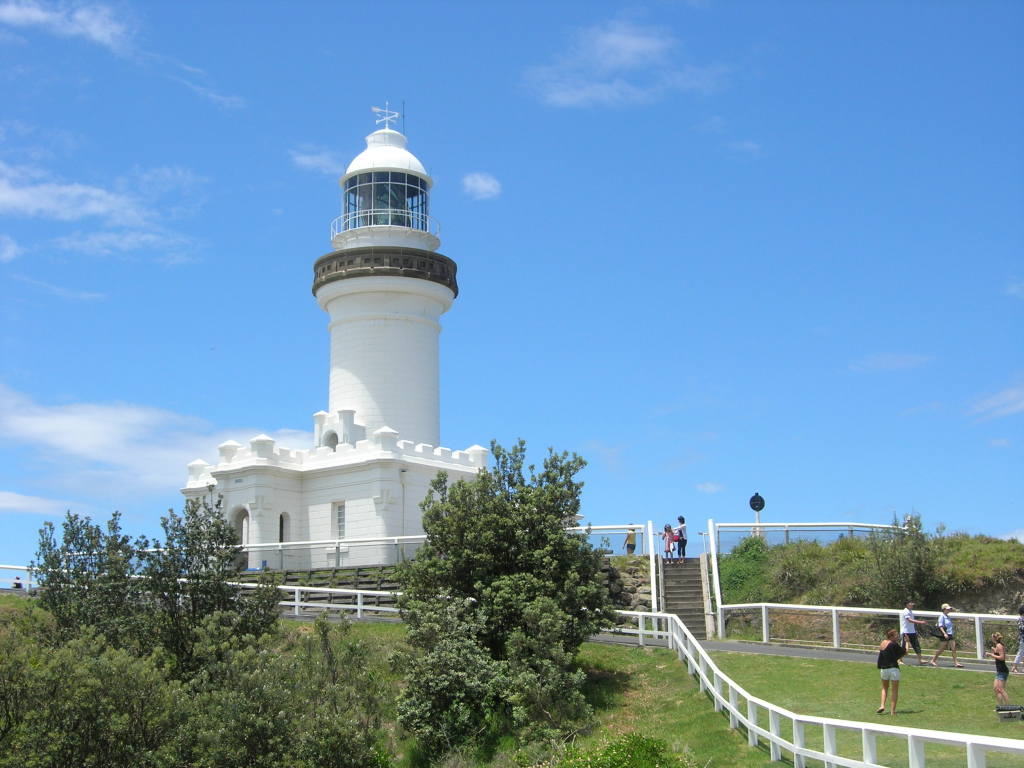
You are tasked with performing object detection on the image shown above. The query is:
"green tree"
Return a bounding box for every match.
[33,511,150,649]
[868,513,938,606]
[396,440,614,755]
[142,496,281,677]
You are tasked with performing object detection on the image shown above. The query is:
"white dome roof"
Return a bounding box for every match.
[344,128,431,182]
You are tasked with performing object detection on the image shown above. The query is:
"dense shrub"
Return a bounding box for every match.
[542,733,697,768]
[719,535,770,603]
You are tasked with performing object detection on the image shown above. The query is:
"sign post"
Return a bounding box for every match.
[749,493,765,538]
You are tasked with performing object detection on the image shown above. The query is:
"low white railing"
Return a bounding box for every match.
[232,581,401,620]
[721,602,1021,660]
[330,209,439,238]
[620,610,1024,768]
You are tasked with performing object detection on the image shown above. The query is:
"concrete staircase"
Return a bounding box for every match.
[661,558,708,640]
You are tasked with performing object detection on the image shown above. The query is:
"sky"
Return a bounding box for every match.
[0,0,1021,568]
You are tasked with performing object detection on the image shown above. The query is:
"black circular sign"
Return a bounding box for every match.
[749,493,765,512]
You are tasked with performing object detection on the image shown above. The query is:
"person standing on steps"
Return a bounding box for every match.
[877,628,906,715]
[674,516,688,561]
[623,527,637,556]
[929,603,963,667]
[661,523,675,561]
[900,600,926,665]
[986,632,1011,706]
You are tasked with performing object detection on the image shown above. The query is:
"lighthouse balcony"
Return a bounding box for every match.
[330,210,441,251]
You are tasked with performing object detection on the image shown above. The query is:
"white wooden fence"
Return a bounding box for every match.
[620,610,1024,768]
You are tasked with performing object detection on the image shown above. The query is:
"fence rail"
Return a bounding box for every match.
[722,602,1022,661]
[617,610,1024,768]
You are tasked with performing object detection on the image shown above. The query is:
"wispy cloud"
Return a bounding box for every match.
[848,353,933,373]
[289,145,346,176]
[581,439,626,471]
[52,229,195,262]
[1007,279,1024,299]
[0,383,312,497]
[10,273,105,300]
[0,167,145,226]
[462,172,501,200]
[0,232,21,262]
[0,490,82,516]
[727,139,761,154]
[696,482,724,494]
[1003,528,1024,544]
[971,379,1024,421]
[169,76,245,110]
[524,19,728,108]
[694,115,727,133]
[990,437,1011,448]
[0,0,133,54]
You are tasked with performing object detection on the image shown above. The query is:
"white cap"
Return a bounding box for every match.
[344,128,431,181]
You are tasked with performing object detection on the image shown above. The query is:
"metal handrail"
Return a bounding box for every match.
[619,610,1024,768]
[330,209,439,238]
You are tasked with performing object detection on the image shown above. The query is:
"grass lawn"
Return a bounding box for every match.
[711,651,1024,768]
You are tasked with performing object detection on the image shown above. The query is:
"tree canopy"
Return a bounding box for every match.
[396,440,614,755]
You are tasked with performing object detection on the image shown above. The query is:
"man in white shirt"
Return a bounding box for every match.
[900,600,926,665]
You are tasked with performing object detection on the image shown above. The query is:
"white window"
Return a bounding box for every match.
[334,502,345,539]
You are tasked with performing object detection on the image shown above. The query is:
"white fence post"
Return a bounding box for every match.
[647,520,659,613]
[713,674,723,712]
[761,604,770,643]
[356,592,363,620]
[728,688,739,729]
[746,700,758,747]
[637,615,645,647]
[831,607,840,649]
[293,586,301,617]
[768,710,782,761]
[823,723,837,768]
[862,728,877,764]
[707,518,724,638]
[908,734,926,768]
[967,742,987,768]
[793,720,805,768]
[975,616,985,660]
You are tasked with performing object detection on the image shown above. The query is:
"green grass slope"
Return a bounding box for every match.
[712,651,1024,768]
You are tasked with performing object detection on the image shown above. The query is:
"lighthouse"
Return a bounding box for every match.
[183,108,487,569]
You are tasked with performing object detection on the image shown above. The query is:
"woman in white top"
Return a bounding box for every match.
[929,603,963,668]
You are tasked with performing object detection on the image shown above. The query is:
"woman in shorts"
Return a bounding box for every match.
[876,628,906,715]
[986,632,1010,706]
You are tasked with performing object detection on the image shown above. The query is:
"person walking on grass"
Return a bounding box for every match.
[1011,604,1024,675]
[987,633,1011,706]
[900,600,927,665]
[930,603,963,668]
[877,628,906,715]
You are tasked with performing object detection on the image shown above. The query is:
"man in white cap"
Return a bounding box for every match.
[930,603,963,667]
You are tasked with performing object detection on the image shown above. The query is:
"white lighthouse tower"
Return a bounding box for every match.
[183,108,487,569]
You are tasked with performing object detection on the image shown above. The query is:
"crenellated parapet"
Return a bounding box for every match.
[183,411,488,490]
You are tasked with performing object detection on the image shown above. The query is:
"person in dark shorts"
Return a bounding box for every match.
[877,628,906,715]
[987,632,1011,706]
[900,600,926,665]
[674,516,687,560]
[624,527,637,556]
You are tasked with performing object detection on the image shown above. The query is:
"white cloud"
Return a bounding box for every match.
[696,482,724,494]
[289,145,346,175]
[169,77,245,110]
[848,353,933,373]
[0,170,145,226]
[462,172,501,200]
[990,437,1011,447]
[10,273,105,300]
[971,379,1024,421]
[727,139,761,154]
[0,232,21,261]
[1007,279,1024,299]
[0,1,132,54]
[0,490,81,516]
[581,439,625,470]
[1003,529,1024,544]
[0,383,312,497]
[525,20,728,108]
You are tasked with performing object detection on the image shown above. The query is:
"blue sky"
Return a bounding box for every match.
[0,1,1021,566]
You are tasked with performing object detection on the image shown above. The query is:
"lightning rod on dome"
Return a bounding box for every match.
[371,102,399,130]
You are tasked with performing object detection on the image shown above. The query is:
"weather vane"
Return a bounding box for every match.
[371,102,399,130]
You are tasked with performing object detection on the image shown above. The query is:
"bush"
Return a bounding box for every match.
[543,733,697,768]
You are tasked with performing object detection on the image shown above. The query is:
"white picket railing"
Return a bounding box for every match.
[618,610,1024,768]
[721,602,1022,661]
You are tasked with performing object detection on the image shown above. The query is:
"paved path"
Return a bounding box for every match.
[703,638,997,673]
